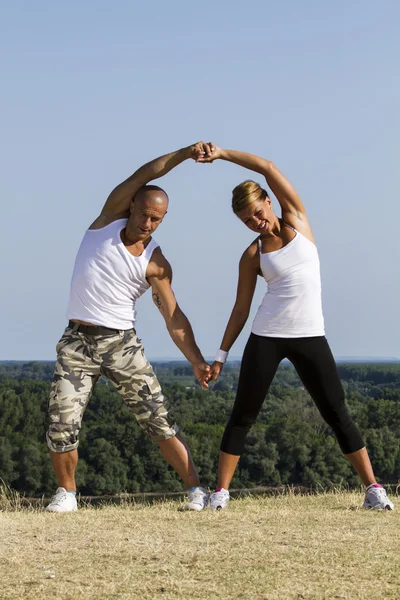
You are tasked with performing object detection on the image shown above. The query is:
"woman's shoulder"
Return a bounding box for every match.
[240,238,260,263]
[245,237,260,255]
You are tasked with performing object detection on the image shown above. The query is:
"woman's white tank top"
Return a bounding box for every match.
[251,227,325,338]
[67,219,159,329]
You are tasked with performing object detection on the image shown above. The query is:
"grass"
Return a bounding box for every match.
[0,490,399,600]
[0,479,30,512]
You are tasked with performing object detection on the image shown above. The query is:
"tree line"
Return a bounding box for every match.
[0,361,399,496]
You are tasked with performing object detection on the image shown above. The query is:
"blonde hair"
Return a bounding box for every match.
[231,180,269,213]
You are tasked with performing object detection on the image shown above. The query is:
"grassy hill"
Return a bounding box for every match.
[1,490,399,600]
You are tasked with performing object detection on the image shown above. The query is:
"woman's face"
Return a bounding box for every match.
[236,198,276,234]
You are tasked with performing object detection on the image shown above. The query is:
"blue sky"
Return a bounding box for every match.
[1,0,399,360]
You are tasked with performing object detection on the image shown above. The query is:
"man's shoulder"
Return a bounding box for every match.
[147,246,172,280]
[88,213,129,231]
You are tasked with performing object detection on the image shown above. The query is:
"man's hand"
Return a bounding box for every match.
[193,361,211,389]
[209,361,224,381]
[195,143,221,163]
[188,141,215,162]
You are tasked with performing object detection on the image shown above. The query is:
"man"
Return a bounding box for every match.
[46,142,212,512]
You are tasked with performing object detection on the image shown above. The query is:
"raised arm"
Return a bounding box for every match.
[147,249,210,388]
[209,243,259,381]
[200,146,313,238]
[93,142,213,227]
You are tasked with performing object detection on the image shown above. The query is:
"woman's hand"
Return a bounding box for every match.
[195,143,221,163]
[188,141,215,162]
[209,360,224,381]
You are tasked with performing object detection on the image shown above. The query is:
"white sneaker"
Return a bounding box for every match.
[363,485,394,510]
[182,486,209,511]
[45,487,78,513]
[209,488,230,510]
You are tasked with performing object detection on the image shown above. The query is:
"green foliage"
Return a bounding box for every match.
[0,361,399,496]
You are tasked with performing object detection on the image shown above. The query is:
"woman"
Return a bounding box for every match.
[199,145,393,511]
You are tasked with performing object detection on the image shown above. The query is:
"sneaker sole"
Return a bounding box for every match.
[45,508,78,513]
[364,503,394,511]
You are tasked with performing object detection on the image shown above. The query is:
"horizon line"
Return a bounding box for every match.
[1,356,399,364]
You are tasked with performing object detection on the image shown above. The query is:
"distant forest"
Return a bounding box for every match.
[0,361,399,496]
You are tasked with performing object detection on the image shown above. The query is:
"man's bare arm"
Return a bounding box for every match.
[147,250,210,387]
[101,141,213,218]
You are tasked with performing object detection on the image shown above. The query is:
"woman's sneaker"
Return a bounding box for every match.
[210,488,230,510]
[45,487,78,513]
[182,486,209,511]
[363,484,394,510]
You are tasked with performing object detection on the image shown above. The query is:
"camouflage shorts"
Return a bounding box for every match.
[47,326,179,453]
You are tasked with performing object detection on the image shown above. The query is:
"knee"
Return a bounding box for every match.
[319,400,353,431]
[140,418,180,441]
[320,404,365,453]
[46,425,80,453]
[229,411,257,432]
[135,395,179,441]
[221,419,252,455]
[222,412,257,445]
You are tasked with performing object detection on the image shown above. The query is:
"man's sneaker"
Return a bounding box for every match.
[45,487,78,513]
[182,486,209,511]
[210,488,230,510]
[363,484,394,510]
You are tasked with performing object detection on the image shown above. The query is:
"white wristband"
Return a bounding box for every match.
[215,349,229,364]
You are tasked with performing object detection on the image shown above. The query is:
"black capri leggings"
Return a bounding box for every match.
[221,334,365,456]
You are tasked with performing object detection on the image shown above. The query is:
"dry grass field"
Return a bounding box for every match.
[0,489,399,600]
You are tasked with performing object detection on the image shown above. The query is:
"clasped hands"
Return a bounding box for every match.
[193,360,224,390]
[188,141,221,163]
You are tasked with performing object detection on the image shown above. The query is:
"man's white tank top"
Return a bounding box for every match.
[251,226,325,338]
[67,219,159,329]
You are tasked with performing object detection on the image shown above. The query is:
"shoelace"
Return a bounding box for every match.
[189,489,207,503]
[50,491,69,506]
[372,488,387,499]
[211,491,228,503]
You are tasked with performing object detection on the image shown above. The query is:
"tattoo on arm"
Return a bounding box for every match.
[152,292,164,312]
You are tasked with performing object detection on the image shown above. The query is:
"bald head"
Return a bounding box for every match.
[134,185,169,210]
[126,184,168,242]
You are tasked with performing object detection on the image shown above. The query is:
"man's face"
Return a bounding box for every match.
[127,191,168,240]
[236,198,275,234]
